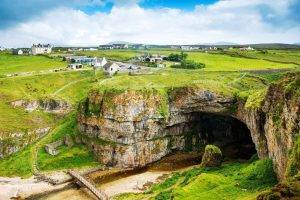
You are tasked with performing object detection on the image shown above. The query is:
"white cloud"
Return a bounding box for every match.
[0,0,299,47]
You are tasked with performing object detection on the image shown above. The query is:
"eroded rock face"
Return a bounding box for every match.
[77,73,300,180]
[0,127,50,158]
[11,98,71,113]
[77,88,242,168]
[237,73,299,180]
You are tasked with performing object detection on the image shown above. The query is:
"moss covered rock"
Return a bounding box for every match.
[201,145,222,167]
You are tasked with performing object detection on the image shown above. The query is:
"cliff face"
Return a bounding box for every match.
[78,73,300,181]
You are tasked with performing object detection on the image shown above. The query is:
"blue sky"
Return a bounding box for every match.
[78,0,219,14]
[0,0,299,47]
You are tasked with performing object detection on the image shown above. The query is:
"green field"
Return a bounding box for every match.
[76,49,139,61]
[0,53,67,76]
[219,49,300,65]
[187,51,297,71]
[75,49,298,71]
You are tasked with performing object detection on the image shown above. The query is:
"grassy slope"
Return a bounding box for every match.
[36,113,99,171]
[114,159,277,200]
[0,70,103,135]
[0,113,99,177]
[0,53,66,76]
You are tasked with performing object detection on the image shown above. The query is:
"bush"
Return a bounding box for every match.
[171,60,205,69]
[147,62,158,68]
[165,52,187,62]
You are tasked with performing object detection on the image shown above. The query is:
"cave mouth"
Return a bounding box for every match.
[181,112,256,160]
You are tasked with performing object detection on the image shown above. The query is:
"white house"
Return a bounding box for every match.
[68,63,83,70]
[12,49,23,55]
[31,44,52,55]
[103,62,120,76]
[181,46,191,51]
[240,46,254,51]
[92,57,107,68]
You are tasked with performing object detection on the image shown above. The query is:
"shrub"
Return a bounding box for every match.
[171,60,205,69]
[165,52,187,62]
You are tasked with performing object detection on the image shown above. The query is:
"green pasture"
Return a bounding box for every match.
[0,53,66,76]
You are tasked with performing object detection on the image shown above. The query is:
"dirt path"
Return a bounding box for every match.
[53,77,89,95]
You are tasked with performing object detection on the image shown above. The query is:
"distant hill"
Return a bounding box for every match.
[107,41,133,45]
[244,43,300,49]
[199,41,239,46]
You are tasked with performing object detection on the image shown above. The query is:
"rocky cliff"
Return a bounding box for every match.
[78,72,299,181]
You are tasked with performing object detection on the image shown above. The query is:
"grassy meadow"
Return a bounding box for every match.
[219,49,300,65]
[75,49,298,71]
[0,52,66,76]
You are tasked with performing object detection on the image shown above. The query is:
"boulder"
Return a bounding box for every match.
[201,145,222,167]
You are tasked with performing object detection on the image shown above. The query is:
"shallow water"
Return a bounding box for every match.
[40,152,202,200]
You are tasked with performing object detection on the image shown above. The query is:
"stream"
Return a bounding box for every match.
[38,152,202,200]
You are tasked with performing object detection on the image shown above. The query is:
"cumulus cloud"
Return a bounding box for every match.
[0,0,299,47]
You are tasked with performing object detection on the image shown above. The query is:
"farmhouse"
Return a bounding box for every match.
[103,62,120,75]
[181,46,191,51]
[92,57,107,68]
[68,63,83,70]
[31,44,52,55]
[240,46,254,51]
[99,44,129,49]
[138,54,166,63]
[12,49,24,55]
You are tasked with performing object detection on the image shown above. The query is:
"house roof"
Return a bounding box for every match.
[103,62,119,70]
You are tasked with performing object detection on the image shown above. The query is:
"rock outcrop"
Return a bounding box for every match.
[78,72,300,181]
[11,98,71,113]
[201,145,222,167]
[0,127,50,158]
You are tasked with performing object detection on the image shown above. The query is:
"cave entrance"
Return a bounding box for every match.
[182,112,256,159]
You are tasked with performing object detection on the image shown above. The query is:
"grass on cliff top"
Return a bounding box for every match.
[114,158,277,200]
[0,70,98,103]
[93,69,268,97]
[0,53,66,76]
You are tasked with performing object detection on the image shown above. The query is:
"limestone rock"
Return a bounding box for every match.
[201,145,222,167]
